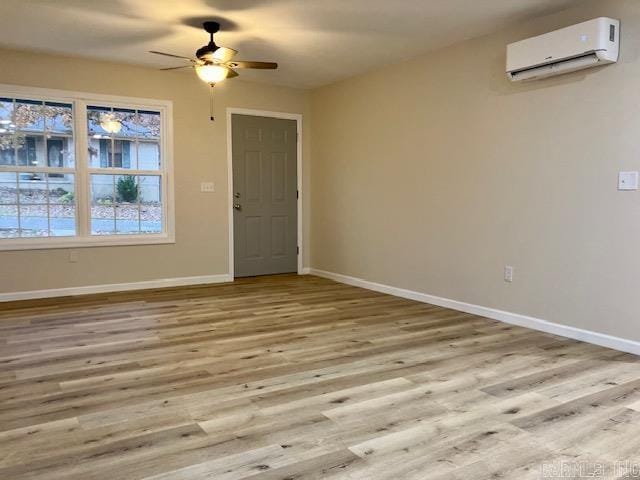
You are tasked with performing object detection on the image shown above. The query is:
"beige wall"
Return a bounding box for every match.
[0,48,311,293]
[310,0,640,341]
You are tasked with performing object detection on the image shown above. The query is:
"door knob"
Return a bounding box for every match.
[233,204,242,211]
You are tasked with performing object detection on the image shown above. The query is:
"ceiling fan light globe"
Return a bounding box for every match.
[106,121,122,134]
[195,64,229,84]
[99,113,122,134]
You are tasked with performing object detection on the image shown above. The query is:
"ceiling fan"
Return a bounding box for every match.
[150,21,278,121]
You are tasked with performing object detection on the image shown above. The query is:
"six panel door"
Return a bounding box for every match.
[232,114,298,277]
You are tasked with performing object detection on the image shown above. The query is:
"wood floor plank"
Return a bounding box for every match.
[0,274,637,479]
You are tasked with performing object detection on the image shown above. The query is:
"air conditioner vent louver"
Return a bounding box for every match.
[509,52,600,81]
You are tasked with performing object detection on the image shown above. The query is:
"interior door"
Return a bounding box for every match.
[232,114,298,278]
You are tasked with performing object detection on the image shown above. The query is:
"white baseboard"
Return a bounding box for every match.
[0,274,233,302]
[309,268,640,356]
[300,267,311,275]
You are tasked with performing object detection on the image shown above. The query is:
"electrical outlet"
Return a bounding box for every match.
[69,250,78,263]
[504,265,514,283]
[200,182,215,193]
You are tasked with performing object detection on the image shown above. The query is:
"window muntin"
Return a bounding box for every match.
[0,88,172,249]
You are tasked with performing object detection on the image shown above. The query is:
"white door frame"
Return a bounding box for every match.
[226,107,303,278]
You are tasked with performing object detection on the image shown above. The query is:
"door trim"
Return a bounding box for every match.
[226,108,303,278]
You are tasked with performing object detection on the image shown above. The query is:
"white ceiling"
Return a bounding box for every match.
[1,0,586,89]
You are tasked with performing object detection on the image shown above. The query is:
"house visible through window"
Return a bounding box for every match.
[0,89,172,249]
[95,139,130,169]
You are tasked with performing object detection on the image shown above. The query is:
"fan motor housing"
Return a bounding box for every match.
[197,21,221,60]
[196,43,218,60]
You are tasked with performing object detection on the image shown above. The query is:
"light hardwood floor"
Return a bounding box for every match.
[1,274,640,479]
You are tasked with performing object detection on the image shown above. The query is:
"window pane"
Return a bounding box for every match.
[115,174,139,204]
[113,108,137,138]
[17,135,46,167]
[139,175,162,234]
[44,102,73,135]
[14,99,44,132]
[91,206,116,235]
[87,106,112,137]
[0,135,16,165]
[114,139,136,169]
[91,173,115,203]
[0,172,17,204]
[47,136,75,168]
[115,204,140,234]
[0,204,18,238]
[0,99,15,166]
[19,205,48,237]
[134,111,161,139]
[0,98,13,126]
[47,173,74,204]
[88,137,107,168]
[49,203,76,237]
[48,171,75,234]
[115,174,141,234]
[19,172,47,204]
[91,174,116,235]
[137,141,160,170]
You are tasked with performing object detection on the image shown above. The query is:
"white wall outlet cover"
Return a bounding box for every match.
[200,182,215,193]
[618,171,639,191]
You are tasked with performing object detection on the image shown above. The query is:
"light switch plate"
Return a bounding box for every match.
[200,182,215,193]
[504,265,514,283]
[618,171,639,191]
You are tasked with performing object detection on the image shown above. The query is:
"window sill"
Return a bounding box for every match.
[0,234,175,251]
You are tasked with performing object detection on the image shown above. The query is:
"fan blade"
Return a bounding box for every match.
[160,65,193,71]
[227,68,239,78]
[227,61,278,69]
[149,50,195,62]
[212,47,238,62]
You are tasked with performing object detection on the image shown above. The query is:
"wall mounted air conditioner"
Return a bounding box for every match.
[506,17,620,82]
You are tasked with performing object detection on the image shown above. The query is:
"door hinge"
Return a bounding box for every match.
[297,246,299,255]
[296,190,299,199]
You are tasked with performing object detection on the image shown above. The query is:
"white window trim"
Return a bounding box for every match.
[0,84,175,251]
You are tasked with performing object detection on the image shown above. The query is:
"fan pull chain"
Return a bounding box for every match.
[209,83,215,122]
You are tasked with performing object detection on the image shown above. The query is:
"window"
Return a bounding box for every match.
[0,98,76,239]
[0,85,173,250]
[87,106,163,236]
